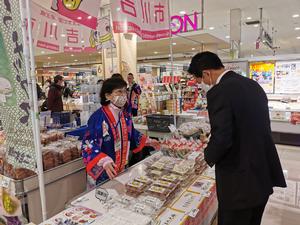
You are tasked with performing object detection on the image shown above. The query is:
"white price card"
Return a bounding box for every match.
[188,208,199,218]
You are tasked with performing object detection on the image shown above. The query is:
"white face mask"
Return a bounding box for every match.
[112,95,127,108]
[200,82,211,93]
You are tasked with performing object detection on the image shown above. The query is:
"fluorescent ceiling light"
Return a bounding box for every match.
[209,27,215,30]
[246,17,252,20]
[292,14,300,18]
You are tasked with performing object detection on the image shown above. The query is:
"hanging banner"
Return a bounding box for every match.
[51,0,101,30]
[111,0,170,40]
[91,16,116,50]
[250,62,275,94]
[0,0,36,171]
[275,61,300,94]
[28,2,113,53]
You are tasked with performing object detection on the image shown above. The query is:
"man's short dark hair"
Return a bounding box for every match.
[128,73,134,76]
[100,77,127,106]
[188,51,224,78]
[54,75,63,84]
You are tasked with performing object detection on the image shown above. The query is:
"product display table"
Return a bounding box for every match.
[41,152,217,225]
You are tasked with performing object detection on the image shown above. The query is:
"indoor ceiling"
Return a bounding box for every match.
[33,0,300,66]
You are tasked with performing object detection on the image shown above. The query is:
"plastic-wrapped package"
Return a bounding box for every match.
[42,147,60,171]
[153,180,178,190]
[146,185,173,201]
[126,181,148,197]
[134,176,153,185]
[4,162,36,180]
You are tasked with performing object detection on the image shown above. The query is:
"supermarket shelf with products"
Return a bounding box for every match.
[41,150,217,225]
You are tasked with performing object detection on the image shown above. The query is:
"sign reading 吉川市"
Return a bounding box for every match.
[0,0,36,172]
[111,0,204,40]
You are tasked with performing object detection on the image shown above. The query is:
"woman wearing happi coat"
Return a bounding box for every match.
[81,77,147,187]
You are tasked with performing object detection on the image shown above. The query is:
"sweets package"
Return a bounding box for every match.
[4,162,36,180]
[146,185,174,201]
[40,206,101,225]
[40,130,64,145]
[41,138,82,171]
[160,137,204,158]
[126,180,148,197]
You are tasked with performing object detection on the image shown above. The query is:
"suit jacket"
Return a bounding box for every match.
[205,71,286,210]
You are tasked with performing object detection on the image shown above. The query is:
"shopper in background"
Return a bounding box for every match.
[36,83,44,100]
[42,79,51,98]
[63,81,73,98]
[127,73,142,117]
[81,77,147,188]
[188,51,286,225]
[47,75,64,113]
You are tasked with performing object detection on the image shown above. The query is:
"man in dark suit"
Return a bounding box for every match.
[188,52,286,225]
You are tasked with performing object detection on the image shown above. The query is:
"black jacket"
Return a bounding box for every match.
[205,71,286,210]
[47,84,63,112]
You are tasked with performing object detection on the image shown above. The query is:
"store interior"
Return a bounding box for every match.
[0,0,300,225]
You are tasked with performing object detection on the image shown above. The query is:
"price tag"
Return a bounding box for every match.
[133,203,145,214]
[95,187,109,203]
[1,176,10,189]
[168,124,177,133]
[188,208,199,218]
[187,152,201,161]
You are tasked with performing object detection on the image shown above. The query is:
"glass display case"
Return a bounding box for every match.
[42,152,218,225]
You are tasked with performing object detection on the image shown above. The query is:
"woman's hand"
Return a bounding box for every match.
[103,161,117,179]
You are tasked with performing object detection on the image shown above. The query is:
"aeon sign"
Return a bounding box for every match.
[171,12,202,35]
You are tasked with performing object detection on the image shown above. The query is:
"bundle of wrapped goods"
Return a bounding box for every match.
[4,162,36,180]
[40,130,64,145]
[178,121,210,137]
[41,136,82,171]
[160,137,204,158]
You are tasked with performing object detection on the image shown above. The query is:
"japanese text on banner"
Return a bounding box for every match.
[111,0,170,40]
[0,0,36,171]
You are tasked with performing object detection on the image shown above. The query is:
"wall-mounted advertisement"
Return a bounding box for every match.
[250,62,275,94]
[275,61,300,94]
[224,61,248,77]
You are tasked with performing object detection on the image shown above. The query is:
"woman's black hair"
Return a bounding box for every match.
[100,77,127,106]
[111,73,124,79]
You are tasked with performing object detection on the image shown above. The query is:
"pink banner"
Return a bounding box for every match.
[28,2,113,53]
[51,0,101,29]
[111,0,170,40]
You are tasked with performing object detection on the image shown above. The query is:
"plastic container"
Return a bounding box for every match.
[146,114,178,132]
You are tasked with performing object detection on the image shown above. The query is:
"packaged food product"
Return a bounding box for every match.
[126,181,148,196]
[150,162,165,170]
[146,185,172,200]
[134,176,153,185]
[161,174,181,183]
[153,180,177,189]
[14,168,36,180]
[43,150,58,171]
[147,169,164,178]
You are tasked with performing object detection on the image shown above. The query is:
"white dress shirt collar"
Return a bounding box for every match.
[216,70,230,85]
